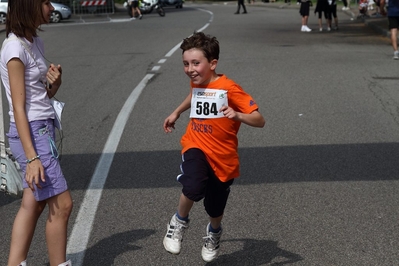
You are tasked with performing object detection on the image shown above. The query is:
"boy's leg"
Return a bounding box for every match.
[8,190,46,266]
[177,193,194,218]
[163,193,193,254]
[46,190,73,266]
[164,148,209,255]
[202,174,234,262]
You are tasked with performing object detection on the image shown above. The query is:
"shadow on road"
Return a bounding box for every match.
[81,229,156,265]
[206,238,303,265]
[2,142,398,207]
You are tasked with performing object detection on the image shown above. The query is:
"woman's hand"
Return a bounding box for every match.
[47,64,62,90]
[25,159,45,191]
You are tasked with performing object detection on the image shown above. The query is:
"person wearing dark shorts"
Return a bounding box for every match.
[177,149,234,218]
[300,0,312,32]
[381,0,399,59]
[325,0,338,30]
[315,0,330,31]
[129,0,142,19]
[162,32,265,262]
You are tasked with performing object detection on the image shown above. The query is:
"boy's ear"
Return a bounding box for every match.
[210,59,218,70]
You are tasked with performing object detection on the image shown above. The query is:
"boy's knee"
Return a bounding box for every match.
[182,186,204,202]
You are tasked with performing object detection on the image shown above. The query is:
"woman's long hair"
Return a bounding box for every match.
[6,0,45,38]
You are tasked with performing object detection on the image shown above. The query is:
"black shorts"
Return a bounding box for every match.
[177,148,234,218]
[329,5,337,18]
[300,2,310,17]
[131,0,139,8]
[388,16,399,30]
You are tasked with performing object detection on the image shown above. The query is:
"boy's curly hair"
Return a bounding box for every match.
[180,32,220,62]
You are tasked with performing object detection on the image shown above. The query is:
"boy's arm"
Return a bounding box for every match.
[163,92,192,133]
[220,105,265,128]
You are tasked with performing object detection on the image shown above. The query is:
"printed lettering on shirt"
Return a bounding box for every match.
[190,88,228,119]
[191,119,213,133]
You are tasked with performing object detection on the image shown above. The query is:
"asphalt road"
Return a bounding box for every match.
[0,2,398,266]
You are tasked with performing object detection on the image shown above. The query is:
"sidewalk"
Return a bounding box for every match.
[0,2,390,39]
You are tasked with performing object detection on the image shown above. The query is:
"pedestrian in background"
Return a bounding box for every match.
[342,0,350,10]
[129,0,143,19]
[315,0,330,31]
[380,0,399,59]
[0,0,73,265]
[300,0,312,31]
[235,0,248,14]
[162,32,265,263]
[328,0,339,30]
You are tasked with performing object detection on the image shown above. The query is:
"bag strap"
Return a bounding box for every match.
[0,70,7,160]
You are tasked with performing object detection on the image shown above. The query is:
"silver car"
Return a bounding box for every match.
[0,1,72,24]
[50,2,72,23]
[0,0,7,24]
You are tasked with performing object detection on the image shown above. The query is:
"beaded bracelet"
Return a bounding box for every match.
[26,155,40,164]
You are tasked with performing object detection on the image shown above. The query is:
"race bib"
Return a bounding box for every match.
[190,88,228,119]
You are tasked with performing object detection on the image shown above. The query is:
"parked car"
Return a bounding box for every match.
[0,0,7,24]
[50,2,72,23]
[159,0,183,8]
[0,1,71,24]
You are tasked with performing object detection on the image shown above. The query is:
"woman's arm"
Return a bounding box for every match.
[8,58,45,189]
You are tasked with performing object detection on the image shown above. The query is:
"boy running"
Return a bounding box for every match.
[162,32,265,262]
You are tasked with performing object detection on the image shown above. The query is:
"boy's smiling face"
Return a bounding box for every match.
[182,48,218,86]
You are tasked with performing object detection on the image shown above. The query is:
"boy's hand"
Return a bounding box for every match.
[163,113,179,133]
[220,105,238,120]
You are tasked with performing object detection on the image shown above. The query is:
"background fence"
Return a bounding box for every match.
[52,0,115,15]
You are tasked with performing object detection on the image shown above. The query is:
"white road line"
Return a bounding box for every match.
[66,8,213,265]
[66,74,154,265]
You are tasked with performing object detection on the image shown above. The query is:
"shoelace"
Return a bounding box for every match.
[203,232,220,249]
[171,222,187,240]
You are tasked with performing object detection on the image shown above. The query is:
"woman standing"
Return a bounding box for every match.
[0,0,73,265]
[300,0,312,32]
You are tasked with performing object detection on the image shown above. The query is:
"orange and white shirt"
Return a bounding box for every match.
[181,74,260,182]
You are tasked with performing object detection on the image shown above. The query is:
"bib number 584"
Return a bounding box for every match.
[196,101,218,116]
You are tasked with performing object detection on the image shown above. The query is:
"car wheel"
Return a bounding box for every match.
[0,13,6,24]
[51,11,61,23]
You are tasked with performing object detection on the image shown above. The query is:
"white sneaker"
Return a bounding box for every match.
[163,214,189,254]
[301,26,312,32]
[319,27,323,31]
[327,27,331,31]
[201,223,223,262]
[394,51,399,60]
[58,260,72,266]
[19,261,27,266]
